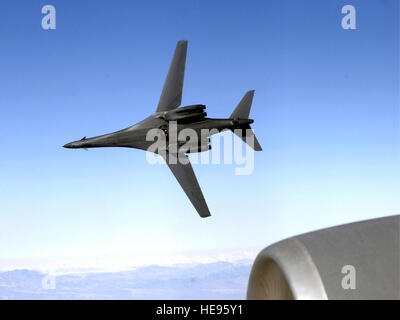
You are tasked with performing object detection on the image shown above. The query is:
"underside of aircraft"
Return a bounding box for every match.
[64,41,262,218]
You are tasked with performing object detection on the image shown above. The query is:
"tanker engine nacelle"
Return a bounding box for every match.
[160,104,207,122]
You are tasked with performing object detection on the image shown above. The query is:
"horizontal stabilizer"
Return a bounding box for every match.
[232,126,262,151]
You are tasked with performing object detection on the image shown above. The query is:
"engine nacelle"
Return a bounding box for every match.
[161,105,207,122]
[246,215,400,300]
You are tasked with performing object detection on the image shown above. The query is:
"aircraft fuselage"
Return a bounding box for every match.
[63,110,254,152]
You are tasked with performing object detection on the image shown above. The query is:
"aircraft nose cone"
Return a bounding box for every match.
[63,142,74,148]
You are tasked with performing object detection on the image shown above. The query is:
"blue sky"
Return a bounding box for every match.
[0,0,398,270]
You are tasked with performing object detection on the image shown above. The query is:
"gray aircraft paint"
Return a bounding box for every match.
[64,40,262,218]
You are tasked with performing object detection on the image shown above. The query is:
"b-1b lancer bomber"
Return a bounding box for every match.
[64,40,262,218]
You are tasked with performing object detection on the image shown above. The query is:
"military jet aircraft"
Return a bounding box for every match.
[64,40,261,218]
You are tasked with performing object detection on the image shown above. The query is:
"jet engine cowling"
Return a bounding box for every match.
[160,104,207,122]
[246,215,400,300]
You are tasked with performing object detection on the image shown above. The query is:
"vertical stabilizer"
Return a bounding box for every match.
[230,90,255,119]
[230,90,262,151]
